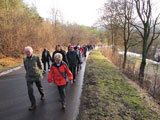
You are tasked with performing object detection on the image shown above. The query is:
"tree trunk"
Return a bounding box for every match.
[123,46,127,69]
[111,23,114,53]
[139,58,146,87]
[139,34,147,87]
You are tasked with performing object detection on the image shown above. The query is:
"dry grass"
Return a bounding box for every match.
[0,57,22,71]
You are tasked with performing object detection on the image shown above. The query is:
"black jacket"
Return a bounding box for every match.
[52,50,69,65]
[42,50,51,62]
[67,51,80,67]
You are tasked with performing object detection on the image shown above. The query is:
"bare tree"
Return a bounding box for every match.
[101,0,141,69]
[51,8,62,30]
[133,0,160,86]
[0,1,104,58]
[114,0,137,69]
[50,8,63,42]
[101,0,121,52]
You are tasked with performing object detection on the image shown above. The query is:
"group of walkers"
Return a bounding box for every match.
[23,44,93,111]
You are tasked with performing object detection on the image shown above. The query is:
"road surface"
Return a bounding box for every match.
[0,57,87,120]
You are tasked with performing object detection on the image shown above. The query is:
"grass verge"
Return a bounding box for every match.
[0,57,22,71]
[78,50,160,120]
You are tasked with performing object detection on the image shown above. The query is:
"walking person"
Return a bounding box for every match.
[23,46,45,111]
[42,48,51,73]
[83,45,88,58]
[79,47,84,57]
[52,45,69,65]
[67,46,80,82]
[74,46,83,73]
[48,53,73,109]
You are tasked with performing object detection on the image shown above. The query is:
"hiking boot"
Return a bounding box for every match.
[28,105,36,111]
[41,95,45,100]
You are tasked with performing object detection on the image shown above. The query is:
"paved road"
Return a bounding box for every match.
[0,58,87,120]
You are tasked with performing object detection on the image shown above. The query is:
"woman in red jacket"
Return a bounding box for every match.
[48,53,73,109]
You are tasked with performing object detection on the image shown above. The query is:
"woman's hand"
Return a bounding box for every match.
[49,83,52,86]
[70,80,73,85]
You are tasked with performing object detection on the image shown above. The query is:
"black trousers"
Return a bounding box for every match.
[43,60,50,71]
[77,64,81,73]
[57,85,66,104]
[69,66,76,80]
[27,80,44,105]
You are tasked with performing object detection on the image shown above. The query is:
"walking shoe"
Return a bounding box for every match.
[41,95,45,100]
[28,105,36,111]
[62,104,66,109]
[73,79,76,83]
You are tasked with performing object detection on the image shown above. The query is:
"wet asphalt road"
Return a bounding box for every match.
[0,58,87,120]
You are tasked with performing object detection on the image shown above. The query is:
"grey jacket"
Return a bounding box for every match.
[23,55,43,81]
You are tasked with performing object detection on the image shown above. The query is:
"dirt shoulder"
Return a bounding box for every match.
[78,50,160,120]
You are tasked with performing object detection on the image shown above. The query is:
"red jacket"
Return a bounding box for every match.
[79,48,84,57]
[48,62,73,86]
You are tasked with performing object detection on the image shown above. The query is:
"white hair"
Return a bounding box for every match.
[54,53,63,62]
[25,46,33,53]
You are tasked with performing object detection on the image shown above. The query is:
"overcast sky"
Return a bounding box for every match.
[23,0,160,26]
[23,0,106,26]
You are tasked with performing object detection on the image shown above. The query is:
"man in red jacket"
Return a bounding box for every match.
[48,53,73,109]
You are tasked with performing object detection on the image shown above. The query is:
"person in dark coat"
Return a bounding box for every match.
[83,45,88,57]
[67,46,80,82]
[23,46,45,111]
[42,48,51,73]
[52,45,69,65]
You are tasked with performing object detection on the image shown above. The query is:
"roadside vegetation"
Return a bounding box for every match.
[100,0,160,88]
[0,0,107,71]
[100,47,160,104]
[0,0,106,59]
[78,50,160,120]
[0,57,22,71]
